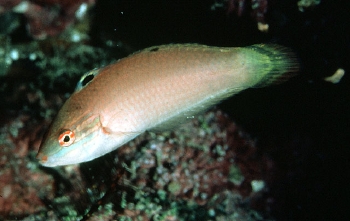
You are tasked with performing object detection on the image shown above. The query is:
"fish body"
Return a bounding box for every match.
[37,44,298,167]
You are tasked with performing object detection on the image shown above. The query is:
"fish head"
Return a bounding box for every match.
[37,97,140,167]
[36,68,141,167]
[36,96,111,167]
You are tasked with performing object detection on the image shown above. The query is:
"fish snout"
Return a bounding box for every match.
[36,152,48,164]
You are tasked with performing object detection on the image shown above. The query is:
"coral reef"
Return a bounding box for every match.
[0,0,95,39]
[0,115,51,218]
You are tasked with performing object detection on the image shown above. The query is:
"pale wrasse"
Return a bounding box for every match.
[37,44,299,167]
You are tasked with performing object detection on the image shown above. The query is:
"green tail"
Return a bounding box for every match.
[243,44,299,88]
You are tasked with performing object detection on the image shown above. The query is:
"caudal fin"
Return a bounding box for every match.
[245,44,299,88]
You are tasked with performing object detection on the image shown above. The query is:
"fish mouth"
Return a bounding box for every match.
[36,136,49,164]
[36,152,45,160]
[36,152,62,167]
[36,151,50,165]
[36,139,64,166]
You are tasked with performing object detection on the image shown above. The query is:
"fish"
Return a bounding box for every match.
[37,44,299,167]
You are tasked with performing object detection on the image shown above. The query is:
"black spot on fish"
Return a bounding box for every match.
[150,47,159,52]
[75,69,100,92]
[82,74,94,87]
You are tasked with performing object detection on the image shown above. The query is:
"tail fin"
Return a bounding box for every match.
[245,44,299,88]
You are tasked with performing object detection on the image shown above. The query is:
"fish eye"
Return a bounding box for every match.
[58,130,75,147]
